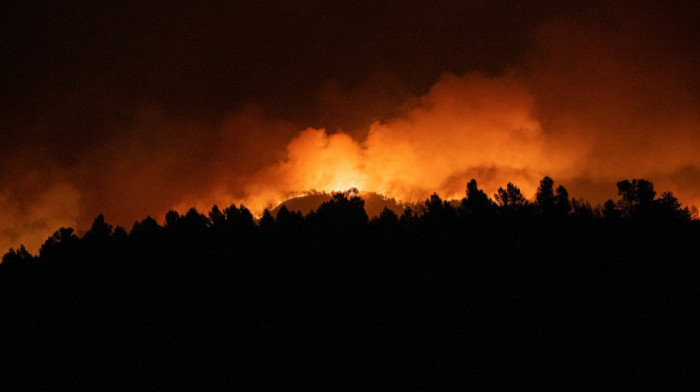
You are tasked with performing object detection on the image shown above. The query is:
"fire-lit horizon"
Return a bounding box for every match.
[1,0,699,253]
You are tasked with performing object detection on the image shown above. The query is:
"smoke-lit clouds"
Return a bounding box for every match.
[1,0,698,252]
[244,0,700,211]
[524,1,700,201]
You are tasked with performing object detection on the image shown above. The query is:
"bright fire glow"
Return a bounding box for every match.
[1,7,699,254]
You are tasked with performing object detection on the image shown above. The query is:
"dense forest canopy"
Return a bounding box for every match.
[1,177,698,389]
[2,176,696,261]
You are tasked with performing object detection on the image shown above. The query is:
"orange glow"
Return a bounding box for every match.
[1,4,699,254]
[243,72,548,212]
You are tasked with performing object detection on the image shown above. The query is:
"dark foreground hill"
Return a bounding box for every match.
[1,178,699,389]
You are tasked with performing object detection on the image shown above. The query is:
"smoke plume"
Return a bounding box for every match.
[1,1,698,253]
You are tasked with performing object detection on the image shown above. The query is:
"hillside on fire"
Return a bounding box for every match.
[1,177,699,389]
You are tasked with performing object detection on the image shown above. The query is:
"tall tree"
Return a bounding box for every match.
[616,179,656,217]
[84,214,113,242]
[602,199,620,220]
[555,185,572,217]
[495,183,527,208]
[656,192,691,221]
[535,176,555,215]
[462,179,493,214]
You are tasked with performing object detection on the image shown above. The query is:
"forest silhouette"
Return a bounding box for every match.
[1,177,699,389]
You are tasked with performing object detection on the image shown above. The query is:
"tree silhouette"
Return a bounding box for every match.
[311,192,368,230]
[130,216,162,239]
[39,227,78,258]
[617,179,656,217]
[656,192,691,221]
[1,245,34,265]
[423,193,456,223]
[571,198,593,219]
[84,214,113,242]
[461,179,493,215]
[535,176,555,215]
[164,210,181,227]
[375,206,399,226]
[112,226,128,242]
[208,205,226,227]
[224,204,255,230]
[259,209,276,232]
[495,182,527,209]
[555,185,572,217]
[1,176,698,390]
[602,199,620,220]
[399,205,417,226]
[275,205,293,228]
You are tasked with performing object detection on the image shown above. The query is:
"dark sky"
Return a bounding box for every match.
[1,0,699,252]
[2,1,589,124]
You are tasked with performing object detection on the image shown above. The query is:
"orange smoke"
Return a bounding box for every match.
[243,72,549,211]
[226,2,700,216]
[1,1,698,254]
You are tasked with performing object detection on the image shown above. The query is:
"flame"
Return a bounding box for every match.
[1,3,699,254]
[242,72,547,211]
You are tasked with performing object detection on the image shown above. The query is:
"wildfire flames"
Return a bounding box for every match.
[244,73,546,212]
[1,2,698,253]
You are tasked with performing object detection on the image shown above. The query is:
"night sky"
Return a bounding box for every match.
[1,0,699,251]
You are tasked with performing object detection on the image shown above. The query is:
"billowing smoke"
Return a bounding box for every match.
[1,1,698,253]
[245,72,548,210]
[242,1,700,211]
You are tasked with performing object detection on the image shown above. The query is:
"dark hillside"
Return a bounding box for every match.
[1,178,699,389]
